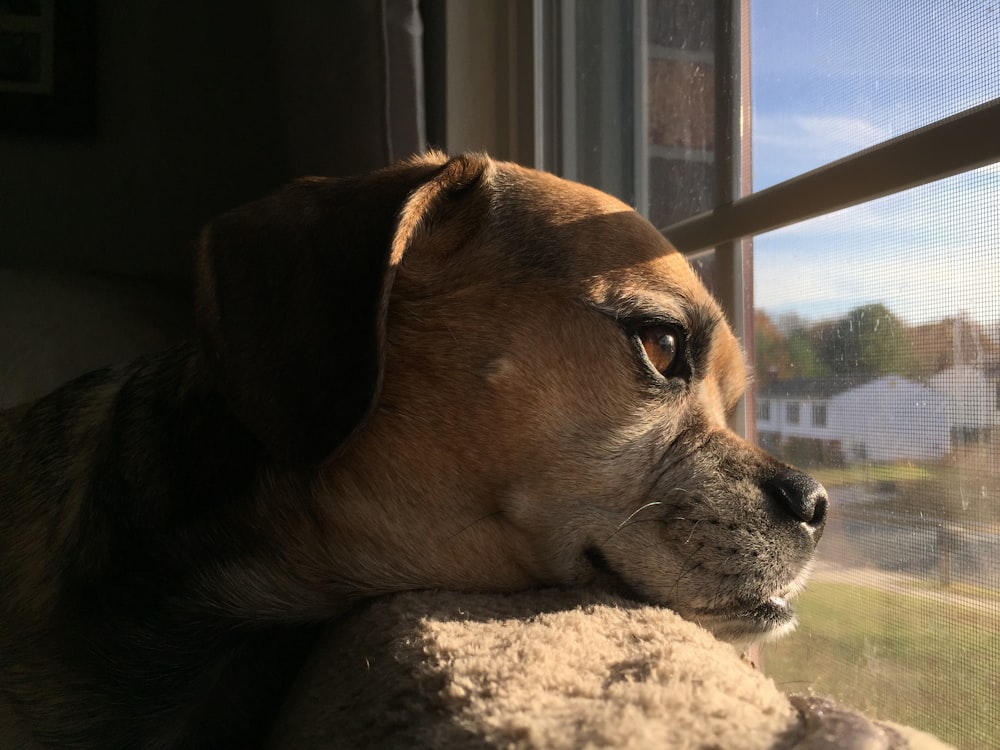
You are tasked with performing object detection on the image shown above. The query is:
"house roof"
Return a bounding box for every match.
[909,317,1000,374]
[756,375,875,399]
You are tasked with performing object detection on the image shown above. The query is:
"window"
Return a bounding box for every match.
[546,8,1000,744]
[753,169,999,750]
[757,399,771,421]
[785,401,799,425]
[745,6,998,749]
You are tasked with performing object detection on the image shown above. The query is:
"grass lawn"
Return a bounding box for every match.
[809,463,934,488]
[763,582,1000,749]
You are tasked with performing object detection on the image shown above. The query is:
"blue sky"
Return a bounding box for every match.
[749,1,1000,327]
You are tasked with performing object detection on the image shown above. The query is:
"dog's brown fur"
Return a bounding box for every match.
[0,153,826,748]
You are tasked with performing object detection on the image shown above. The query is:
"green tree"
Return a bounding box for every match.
[787,328,831,378]
[813,303,919,378]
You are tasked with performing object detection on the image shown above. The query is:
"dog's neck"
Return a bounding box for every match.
[319,451,543,594]
[117,351,539,621]
[210,452,543,622]
[4,342,542,626]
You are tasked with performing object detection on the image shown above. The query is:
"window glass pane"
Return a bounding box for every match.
[645,0,718,227]
[786,402,799,424]
[562,1,638,206]
[751,1,1000,189]
[754,165,1000,750]
[555,1,726,227]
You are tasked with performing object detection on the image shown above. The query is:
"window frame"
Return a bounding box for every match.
[662,99,1000,253]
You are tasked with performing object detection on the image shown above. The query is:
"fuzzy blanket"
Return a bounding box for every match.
[268,589,952,750]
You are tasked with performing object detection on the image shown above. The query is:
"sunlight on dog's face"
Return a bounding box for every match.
[330,160,826,643]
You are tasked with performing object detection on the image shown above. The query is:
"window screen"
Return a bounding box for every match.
[751,5,1000,748]
[751,1,1000,189]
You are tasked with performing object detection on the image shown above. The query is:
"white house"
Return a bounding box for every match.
[828,376,950,463]
[929,365,1000,446]
[755,377,860,457]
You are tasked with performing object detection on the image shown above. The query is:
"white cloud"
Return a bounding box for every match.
[753,166,1000,327]
[756,245,1000,327]
[752,114,889,184]
[747,1,1000,330]
[754,114,890,153]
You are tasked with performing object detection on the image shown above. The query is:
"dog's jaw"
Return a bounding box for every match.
[579,527,816,643]
[575,526,816,642]
[686,558,816,643]
[475,393,826,645]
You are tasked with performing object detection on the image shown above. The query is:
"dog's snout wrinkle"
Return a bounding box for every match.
[764,471,828,533]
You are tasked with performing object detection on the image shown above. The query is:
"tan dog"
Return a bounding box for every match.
[0,152,826,749]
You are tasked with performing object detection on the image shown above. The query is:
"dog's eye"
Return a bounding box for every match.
[637,325,680,377]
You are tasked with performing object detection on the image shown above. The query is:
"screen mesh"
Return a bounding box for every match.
[753,168,1000,749]
[751,1,1000,188]
[751,5,999,747]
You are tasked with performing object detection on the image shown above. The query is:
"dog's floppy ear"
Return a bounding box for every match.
[195,152,490,464]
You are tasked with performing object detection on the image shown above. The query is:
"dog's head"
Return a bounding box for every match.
[196,152,827,642]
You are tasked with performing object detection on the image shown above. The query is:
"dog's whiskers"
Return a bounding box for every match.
[607,505,716,550]
[685,520,702,544]
[662,486,699,497]
[616,501,664,532]
[668,555,704,601]
[601,501,664,545]
[642,533,697,552]
[605,485,709,544]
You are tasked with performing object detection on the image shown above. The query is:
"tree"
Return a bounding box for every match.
[754,311,792,382]
[786,328,831,379]
[813,303,919,378]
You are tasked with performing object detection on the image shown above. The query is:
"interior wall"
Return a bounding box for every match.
[434,0,539,167]
[0,2,287,284]
[0,0,425,287]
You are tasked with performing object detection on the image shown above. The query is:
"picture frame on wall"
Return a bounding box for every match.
[0,0,97,136]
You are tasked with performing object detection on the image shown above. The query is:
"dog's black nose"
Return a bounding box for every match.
[765,470,828,532]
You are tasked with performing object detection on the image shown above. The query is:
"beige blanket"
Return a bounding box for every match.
[269,589,952,750]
